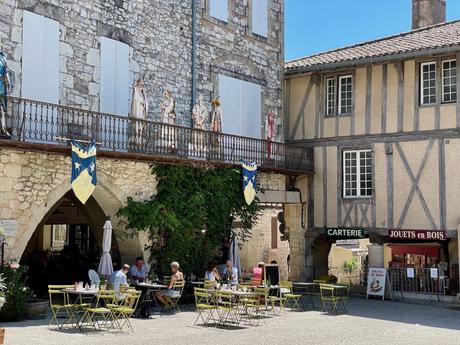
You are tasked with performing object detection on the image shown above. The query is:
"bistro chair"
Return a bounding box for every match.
[279,281,303,311]
[204,280,215,290]
[164,280,185,313]
[215,290,238,326]
[239,291,265,326]
[320,284,348,314]
[81,290,117,331]
[253,287,280,316]
[193,288,217,326]
[48,285,77,329]
[110,289,142,332]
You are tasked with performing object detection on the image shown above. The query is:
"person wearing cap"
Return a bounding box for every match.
[110,264,130,298]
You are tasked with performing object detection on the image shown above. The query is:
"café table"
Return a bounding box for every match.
[134,282,168,317]
[292,282,318,309]
[62,288,99,328]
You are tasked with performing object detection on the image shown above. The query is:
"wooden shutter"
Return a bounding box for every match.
[252,0,268,37]
[271,216,278,249]
[210,0,228,22]
[22,11,59,103]
[100,37,129,116]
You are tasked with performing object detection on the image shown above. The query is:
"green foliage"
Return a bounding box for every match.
[0,274,5,309]
[118,165,261,277]
[342,258,359,275]
[0,262,32,322]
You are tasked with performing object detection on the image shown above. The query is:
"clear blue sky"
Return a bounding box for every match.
[285,0,460,61]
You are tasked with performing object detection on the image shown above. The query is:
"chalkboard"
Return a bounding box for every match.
[264,264,280,286]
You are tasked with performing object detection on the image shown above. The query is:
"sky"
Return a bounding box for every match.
[285,0,460,61]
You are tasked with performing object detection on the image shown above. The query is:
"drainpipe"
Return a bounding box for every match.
[191,0,197,116]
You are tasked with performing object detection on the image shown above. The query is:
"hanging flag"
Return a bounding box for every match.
[242,160,257,205]
[70,140,97,204]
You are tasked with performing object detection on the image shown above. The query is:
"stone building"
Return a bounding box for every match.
[285,0,460,294]
[0,0,313,288]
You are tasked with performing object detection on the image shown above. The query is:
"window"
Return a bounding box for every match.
[252,0,268,37]
[442,60,457,103]
[210,0,228,22]
[343,149,372,198]
[338,75,353,114]
[52,224,68,250]
[22,11,59,103]
[420,62,436,105]
[271,216,278,249]
[218,74,261,138]
[326,77,336,116]
[100,37,130,116]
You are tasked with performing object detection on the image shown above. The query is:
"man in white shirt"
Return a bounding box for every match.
[222,260,238,284]
[111,264,130,298]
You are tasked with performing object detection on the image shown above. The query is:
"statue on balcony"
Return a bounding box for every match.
[210,97,222,149]
[266,111,275,159]
[130,79,148,149]
[160,89,176,150]
[192,95,207,153]
[0,40,11,137]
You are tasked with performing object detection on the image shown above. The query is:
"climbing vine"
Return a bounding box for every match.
[118,164,261,276]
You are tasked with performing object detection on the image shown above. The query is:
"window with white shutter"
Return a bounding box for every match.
[210,0,228,22]
[252,0,268,37]
[100,37,130,116]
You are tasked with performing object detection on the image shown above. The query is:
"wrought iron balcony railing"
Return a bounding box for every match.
[0,96,313,174]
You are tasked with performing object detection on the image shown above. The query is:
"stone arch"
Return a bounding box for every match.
[13,170,143,263]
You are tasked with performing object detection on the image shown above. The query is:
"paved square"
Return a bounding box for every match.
[2,298,460,345]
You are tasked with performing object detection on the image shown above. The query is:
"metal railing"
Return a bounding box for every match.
[0,96,313,173]
[388,267,446,295]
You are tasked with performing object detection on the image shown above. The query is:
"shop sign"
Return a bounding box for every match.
[388,229,447,240]
[326,227,365,239]
[366,268,387,299]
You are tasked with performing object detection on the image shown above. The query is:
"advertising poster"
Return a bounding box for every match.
[366,268,387,299]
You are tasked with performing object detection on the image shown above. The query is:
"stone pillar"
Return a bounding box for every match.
[457,224,460,300]
[285,204,305,281]
[368,244,384,268]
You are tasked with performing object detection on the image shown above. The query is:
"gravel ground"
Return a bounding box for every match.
[2,297,460,345]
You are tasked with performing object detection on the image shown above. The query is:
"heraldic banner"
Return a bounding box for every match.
[242,160,257,205]
[70,140,97,204]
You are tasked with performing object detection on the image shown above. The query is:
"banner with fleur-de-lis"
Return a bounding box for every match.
[242,160,257,205]
[70,140,97,204]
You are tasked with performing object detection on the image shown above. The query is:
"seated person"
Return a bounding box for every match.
[250,261,265,286]
[204,261,221,281]
[222,260,238,285]
[130,256,148,283]
[111,264,130,299]
[155,261,184,306]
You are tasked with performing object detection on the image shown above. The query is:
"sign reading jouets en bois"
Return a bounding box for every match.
[388,229,447,240]
[326,227,365,239]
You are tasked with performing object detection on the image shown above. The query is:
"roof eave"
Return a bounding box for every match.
[285,45,460,77]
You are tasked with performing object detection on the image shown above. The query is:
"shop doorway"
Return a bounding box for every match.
[20,191,121,297]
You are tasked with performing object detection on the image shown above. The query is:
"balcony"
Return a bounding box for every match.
[0,96,314,174]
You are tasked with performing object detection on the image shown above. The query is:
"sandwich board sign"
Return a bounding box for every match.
[366,268,387,300]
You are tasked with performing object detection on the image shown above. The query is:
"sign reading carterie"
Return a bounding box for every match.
[326,227,365,239]
[388,229,447,240]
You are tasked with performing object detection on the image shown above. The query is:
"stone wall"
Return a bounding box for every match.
[0,0,284,137]
[0,148,156,261]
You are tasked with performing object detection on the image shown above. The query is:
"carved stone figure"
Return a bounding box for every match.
[192,94,208,153]
[160,90,176,149]
[266,111,275,159]
[210,97,222,133]
[130,79,148,148]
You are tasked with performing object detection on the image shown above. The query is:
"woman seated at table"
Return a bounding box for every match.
[204,261,221,281]
[250,261,265,286]
[155,261,183,306]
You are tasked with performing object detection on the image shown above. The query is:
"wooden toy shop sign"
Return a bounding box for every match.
[388,229,447,241]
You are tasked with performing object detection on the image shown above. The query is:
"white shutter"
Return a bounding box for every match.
[219,74,261,138]
[22,11,59,103]
[252,0,268,37]
[100,37,129,116]
[210,0,228,22]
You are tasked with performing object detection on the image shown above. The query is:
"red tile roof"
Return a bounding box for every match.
[286,20,460,74]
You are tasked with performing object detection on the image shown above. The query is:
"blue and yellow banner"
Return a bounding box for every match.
[242,160,257,205]
[70,140,97,204]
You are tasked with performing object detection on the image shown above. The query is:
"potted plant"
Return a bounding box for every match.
[342,258,359,286]
[0,273,6,344]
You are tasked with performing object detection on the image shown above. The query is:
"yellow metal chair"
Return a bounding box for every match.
[204,280,215,290]
[164,280,185,313]
[215,290,239,326]
[279,281,303,311]
[48,285,77,329]
[320,284,348,314]
[110,290,141,332]
[193,288,217,326]
[253,287,280,316]
[81,290,117,331]
[239,291,264,326]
